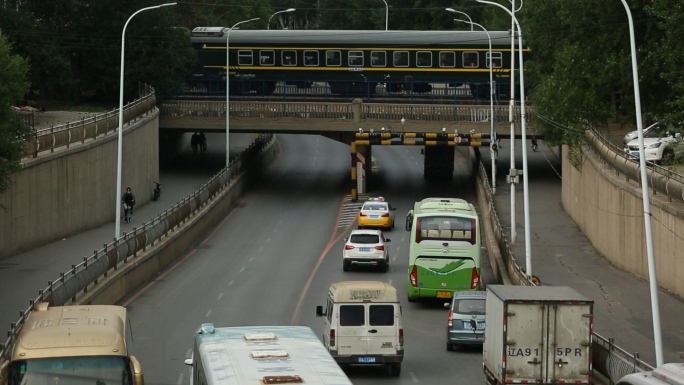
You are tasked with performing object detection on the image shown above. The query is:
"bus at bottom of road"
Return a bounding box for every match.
[405,197,481,302]
[184,324,353,385]
[0,303,143,385]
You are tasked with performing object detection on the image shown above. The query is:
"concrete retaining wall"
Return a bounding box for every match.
[0,112,159,259]
[562,145,684,299]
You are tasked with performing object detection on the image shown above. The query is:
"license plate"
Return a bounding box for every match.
[358,356,375,363]
[436,291,451,298]
[631,152,640,157]
[370,215,379,219]
[464,321,486,329]
[359,247,371,252]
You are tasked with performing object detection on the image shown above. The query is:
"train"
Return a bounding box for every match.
[187,27,527,100]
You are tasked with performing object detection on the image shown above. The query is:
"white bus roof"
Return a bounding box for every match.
[413,197,476,215]
[194,325,352,385]
[328,281,399,303]
[12,303,128,360]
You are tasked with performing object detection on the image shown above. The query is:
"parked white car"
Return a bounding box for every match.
[624,123,683,164]
[622,122,659,147]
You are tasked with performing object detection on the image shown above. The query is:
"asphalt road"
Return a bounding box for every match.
[118,134,496,385]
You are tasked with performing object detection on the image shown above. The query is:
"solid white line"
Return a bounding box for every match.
[217,293,224,300]
[205,309,212,317]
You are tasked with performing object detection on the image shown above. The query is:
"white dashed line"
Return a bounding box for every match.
[205,309,212,317]
[410,372,419,383]
[239,266,246,273]
[217,293,224,300]
[177,373,184,385]
[228,280,234,286]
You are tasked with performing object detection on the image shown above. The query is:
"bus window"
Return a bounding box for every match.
[417,51,432,67]
[439,51,455,68]
[282,50,296,66]
[349,50,363,66]
[371,51,386,67]
[394,51,409,67]
[304,50,319,66]
[463,51,479,68]
[238,50,253,66]
[260,50,274,66]
[487,51,503,68]
[326,50,341,66]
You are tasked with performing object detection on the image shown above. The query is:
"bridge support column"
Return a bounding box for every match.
[356,144,369,195]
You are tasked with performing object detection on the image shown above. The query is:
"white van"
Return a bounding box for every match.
[316,281,404,376]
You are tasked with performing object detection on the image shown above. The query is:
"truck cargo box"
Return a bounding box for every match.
[483,285,594,385]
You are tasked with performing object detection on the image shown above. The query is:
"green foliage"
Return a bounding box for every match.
[0,36,32,196]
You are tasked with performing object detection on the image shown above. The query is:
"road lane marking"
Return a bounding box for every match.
[205,309,212,317]
[217,293,224,300]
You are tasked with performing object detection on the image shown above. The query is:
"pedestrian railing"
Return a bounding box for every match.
[0,134,274,363]
[22,83,156,158]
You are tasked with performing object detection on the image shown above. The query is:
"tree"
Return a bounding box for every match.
[0,36,32,196]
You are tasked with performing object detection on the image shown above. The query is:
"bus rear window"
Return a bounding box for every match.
[417,216,475,243]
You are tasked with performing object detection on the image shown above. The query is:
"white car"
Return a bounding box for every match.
[624,123,683,164]
[343,229,391,272]
[622,122,659,147]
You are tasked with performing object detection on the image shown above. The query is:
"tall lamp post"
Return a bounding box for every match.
[226,18,260,166]
[381,0,388,30]
[268,8,295,30]
[477,0,532,278]
[619,0,662,366]
[115,2,176,238]
[446,9,495,193]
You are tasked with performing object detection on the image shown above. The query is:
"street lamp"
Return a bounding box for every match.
[445,8,473,31]
[226,18,260,166]
[447,10,495,193]
[476,0,532,278]
[619,0,662,366]
[267,8,295,30]
[381,0,388,30]
[115,2,176,238]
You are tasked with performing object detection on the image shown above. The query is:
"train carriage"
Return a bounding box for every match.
[188,28,526,100]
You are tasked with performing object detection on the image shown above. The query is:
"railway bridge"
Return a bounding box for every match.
[159,98,535,196]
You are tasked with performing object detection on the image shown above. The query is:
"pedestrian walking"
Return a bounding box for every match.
[199,132,207,153]
[191,132,199,154]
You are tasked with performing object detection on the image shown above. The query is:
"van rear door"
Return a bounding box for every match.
[336,304,368,358]
[366,304,399,355]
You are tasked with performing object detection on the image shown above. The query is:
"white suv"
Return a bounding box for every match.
[624,123,683,164]
[343,229,391,272]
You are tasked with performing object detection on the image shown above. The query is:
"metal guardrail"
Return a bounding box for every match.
[22,83,156,158]
[0,134,274,363]
[477,158,654,383]
[161,99,525,124]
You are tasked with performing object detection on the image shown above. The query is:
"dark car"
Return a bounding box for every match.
[445,291,486,350]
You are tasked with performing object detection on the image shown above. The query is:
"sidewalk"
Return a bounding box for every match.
[0,132,255,334]
[487,139,684,365]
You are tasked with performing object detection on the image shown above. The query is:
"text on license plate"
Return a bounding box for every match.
[464,321,486,329]
[631,152,640,157]
[436,291,452,298]
[370,215,379,219]
[358,356,375,363]
[359,247,371,252]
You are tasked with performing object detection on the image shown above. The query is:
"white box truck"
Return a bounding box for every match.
[483,285,594,385]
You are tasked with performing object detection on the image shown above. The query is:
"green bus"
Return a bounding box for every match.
[405,198,481,302]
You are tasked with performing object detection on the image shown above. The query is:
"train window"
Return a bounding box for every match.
[304,50,319,66]
[238,50,253,66]
[487,51,503,68]
[326,50,341,66]
[282,50,297,66]
[349,51,363,66]
[439,51,455,68]
[371,51,386,67]
[417,51,432,67]
[394,51,409,67]
[463,51,479,68]
[260,50,275,66]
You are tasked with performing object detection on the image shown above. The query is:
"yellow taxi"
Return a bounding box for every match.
[357,197,396,230]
